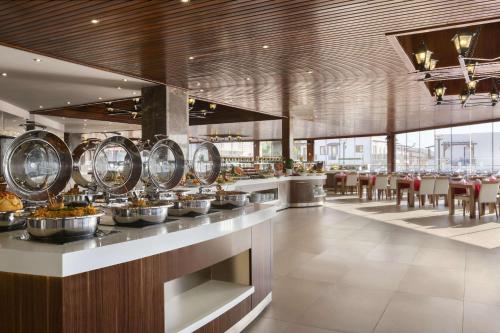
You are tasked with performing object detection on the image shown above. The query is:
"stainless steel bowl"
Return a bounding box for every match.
[112,203,173,224]
[26,213,103,239]
[169,198,214,216]
[214,191,249,207]
[0,210,26,228]
[63,194,95,204]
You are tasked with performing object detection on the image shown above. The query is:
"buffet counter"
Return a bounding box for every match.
[0,204,276,333]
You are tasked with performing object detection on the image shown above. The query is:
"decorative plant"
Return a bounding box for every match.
[284,158,294,170]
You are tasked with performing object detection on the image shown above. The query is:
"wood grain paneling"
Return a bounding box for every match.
[194,296,252,333]
[2,1,500,137]
[251,219,272,307]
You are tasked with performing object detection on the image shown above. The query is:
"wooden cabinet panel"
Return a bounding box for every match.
[251,219,272,307]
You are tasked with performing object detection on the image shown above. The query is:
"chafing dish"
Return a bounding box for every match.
[93,136,142,195]
[3,130,73,201]
[169,195,215,216]
[112,202,173,224]
[148,138,185,190]
[26,213,104,240]
[0,210,26,228]
[214,191,249,207]
[191,141,221,185]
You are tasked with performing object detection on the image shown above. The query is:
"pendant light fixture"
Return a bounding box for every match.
[491,88,499,106]
[414,42,436,71]
[434,82,446,104]
[467,80,477,94]
[451,31,476,56]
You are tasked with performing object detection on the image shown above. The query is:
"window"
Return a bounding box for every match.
[214,141,253,158]
[260,141,282,157]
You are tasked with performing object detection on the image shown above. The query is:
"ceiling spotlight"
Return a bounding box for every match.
[117,86,122,90]
[188,56,195,60]
[451,30,476,56]
[91,19,100,24]
[490,88,499,106]
[434,82,446,104]
[307,70,313,74]
[122,78,128,82]
[98,97,103,100]
[246,77,251,81]
[262,45,269,49]
[1,73,7,77]
[33,58,42,62]
[132,91,137,95]
[66,101,71,105]
[39,105,43,109]
[181,0,189,2]
[199,89,204,92]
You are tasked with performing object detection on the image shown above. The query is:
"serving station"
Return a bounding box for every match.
[0,127,324,333]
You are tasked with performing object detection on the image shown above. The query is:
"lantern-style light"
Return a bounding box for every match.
[434,82,446,104]
[490,89,499,106]
[451,31,476,56]
[428,58,438,71]
[209,103,217,111]
[414,42,433,70]
[466,62,476,79]
[467,80,477,94]
[188,97,196,106]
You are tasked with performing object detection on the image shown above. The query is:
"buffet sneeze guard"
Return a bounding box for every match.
[3,130,73,201]
[92,136,142,195]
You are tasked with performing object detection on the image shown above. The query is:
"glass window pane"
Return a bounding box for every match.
[435,127,452,172]
[469,123,493,173]
[419,130,435,171]
[370,136,387,172]
[395,133,406,171]
[494,122,500,173]
[450,125,471,173]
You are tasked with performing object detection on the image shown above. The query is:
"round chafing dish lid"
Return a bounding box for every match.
[72,138,100,188]
[148,138,185,190]
[3,130,73,201]
[192,141,221,185]
[92,136,142,194]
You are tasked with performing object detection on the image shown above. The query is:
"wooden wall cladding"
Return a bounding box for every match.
[0,222,272,333]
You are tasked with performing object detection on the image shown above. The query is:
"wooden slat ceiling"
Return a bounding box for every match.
[31,98,281,126]
[2,1,500,138]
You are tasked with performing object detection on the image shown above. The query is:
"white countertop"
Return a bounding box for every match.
[0,204,277,277]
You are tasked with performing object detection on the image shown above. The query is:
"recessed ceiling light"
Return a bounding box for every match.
[307,70,313,74]
[91,19,99,24]
[33,58,42,62]
[199,89,204,92]
[132,91,137,95]
[122,78,128,82]
[181,0,189,3]
[188,56,195,60]
[262,45,269,49]
[98,97,103,100]
[117,86,122,90]
[1,73,7,77]
[196,82,201,86]
[39,105,43,109]
[84,119,87,122]
[246,77,251,81]
[66,101,71,105]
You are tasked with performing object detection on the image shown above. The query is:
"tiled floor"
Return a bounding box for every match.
[243,200,500,333]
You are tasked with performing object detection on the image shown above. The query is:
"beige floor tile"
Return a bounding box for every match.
[243,317,289,333]
[289,254,353,284]
[374,292,463,333]
[398,266,465,300]
[463,301,500,333]
[464,270,500,306]
[322,239,379,261]
[284,322,342,333]
[296,285,394,333]
[264,276,333,322]
[412,247,466,270]
[366,243,419,264]
[273,248,316,276]
[337,260,410,291]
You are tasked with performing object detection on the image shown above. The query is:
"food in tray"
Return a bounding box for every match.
[216,170,234,184]
[0,190,23,212]
[183,171,201,186]
[30,193,98,218]
[175,193,213,201]
[127,198,172,208]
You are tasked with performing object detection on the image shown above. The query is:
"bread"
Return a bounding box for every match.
[0,191,23,212]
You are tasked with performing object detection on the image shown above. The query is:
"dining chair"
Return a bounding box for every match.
[387,175,398,200]
[478,182,499,218]
[373,175,389,200]
[345,173,358,194]
[433,177,449,207]
[415,177,435,207]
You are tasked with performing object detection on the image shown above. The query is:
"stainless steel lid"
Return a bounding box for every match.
[148,138,185,190]
[3,130,72,201]
[192,141,221,185]
[72,138,100,188]
[92,136,142,194]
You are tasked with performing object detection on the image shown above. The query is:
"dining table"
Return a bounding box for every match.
[448,181,478,218]
[396,178,420,208]
[334,173,347,194]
